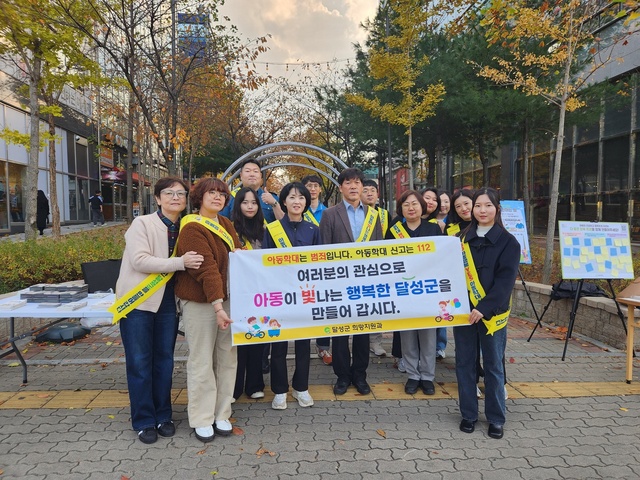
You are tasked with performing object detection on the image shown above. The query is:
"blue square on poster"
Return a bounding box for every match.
[594,246,602,255]
[573,248,580,256]
[585,263,594,272]
[606,238,613,246]
[621,246,628,254]
[573,238,580,245]
[564,248,571,256]
[610,248,618,257]
[584,238,592,246]
[605,260,612,269]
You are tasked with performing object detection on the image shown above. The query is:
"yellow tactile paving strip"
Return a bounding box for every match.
[1,382,640,409]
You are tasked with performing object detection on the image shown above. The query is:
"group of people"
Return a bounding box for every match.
[114,159,520,446]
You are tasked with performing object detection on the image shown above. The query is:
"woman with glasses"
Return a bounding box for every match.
[175,178,242,443]
[116,177,204,444]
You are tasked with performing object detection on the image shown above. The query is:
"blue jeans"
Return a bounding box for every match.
[436,327,447,352]
[119,285,178,430]
[454,322,507,426]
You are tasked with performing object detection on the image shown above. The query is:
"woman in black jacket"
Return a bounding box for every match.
[36,190,49,235]
[455,187,520,440]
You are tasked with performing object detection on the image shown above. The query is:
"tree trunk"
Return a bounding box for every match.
[126,91,134,223]
[47,113,61,238]
[522,119,531,234]
[25,56,41,241]
[408,126,414,190]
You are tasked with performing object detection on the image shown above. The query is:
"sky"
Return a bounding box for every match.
[219,0,379,79]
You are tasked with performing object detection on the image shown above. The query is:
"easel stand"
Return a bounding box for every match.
[528,278,629,361]
[518,267,541,329]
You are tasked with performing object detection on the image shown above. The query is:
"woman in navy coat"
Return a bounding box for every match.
[263,182,321,410]
[454,187,520,440]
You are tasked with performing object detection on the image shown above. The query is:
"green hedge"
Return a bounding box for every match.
[0,225,127,294]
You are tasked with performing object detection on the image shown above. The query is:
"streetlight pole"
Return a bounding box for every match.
[381,0,394,211]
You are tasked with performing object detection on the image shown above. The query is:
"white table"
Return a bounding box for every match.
[0,291,114,383]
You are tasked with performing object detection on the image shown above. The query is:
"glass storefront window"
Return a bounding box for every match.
[69,177,77,221]
[602,192,627,222]
[575,144,598,194]
[0,162,8,229]
[603,137,629,192]
[7,163,25,223]
[575,194,598,221]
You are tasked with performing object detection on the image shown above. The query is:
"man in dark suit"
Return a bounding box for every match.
[319,168,383,395]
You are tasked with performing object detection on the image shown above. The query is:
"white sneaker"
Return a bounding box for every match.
[214,419,233,436]
[370,342,387,356]
[504,385,509,400]
[476,385,482,398]
[272,393,287,410]
[250,391,265,399]
[397,358,407,373]
[194,426,214,442]
[292,389,314,407]
[436,349,446,359]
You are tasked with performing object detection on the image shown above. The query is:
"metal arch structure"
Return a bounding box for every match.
[220,142,349,187]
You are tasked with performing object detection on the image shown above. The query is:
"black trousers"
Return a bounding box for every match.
[233,344,265,399]
[270,339,311,394]
[332,334,369,384]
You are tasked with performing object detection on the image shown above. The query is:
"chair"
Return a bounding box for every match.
[81,259,122,293]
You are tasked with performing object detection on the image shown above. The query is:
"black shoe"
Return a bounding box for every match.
[404,379,420,395]
[353,380,371,395]
[333,380,350,395]
[488,424,504,439]
[138,427,158,444]
[459,419,476,434]
[157,421,175,438]
[420,380,435,395]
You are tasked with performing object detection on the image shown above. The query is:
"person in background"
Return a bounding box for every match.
[175,178,242,443]
[263,182,321,409]
[220,159,284,223]
[361,179,389,357]
[36,190,49,235]
[455,187,520,440]
[301,175,333,366]
[437,190,452,223]
[231,187,267,401]
[435,189,453,359]
[89,189,105,226]
[385,190,442,396]
[319,168,383,396]
[421,187,445,232]
[116,177,203,444]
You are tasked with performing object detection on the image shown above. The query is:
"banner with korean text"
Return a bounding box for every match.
[229,236,470,346]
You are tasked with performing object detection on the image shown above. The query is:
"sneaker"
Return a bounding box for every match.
[157,421,175,438]
[272,393,287,410]
[370,342,387,356]
[250,391,265,399]
[137,427,157,444]
[194,426,214,443]
[396,358,407,373]
[504,385,509,400]
[214,419,233,436]
[476,385,482,398]
[436,349,446,360]
[316,346,333,366]
[292,389,314,407]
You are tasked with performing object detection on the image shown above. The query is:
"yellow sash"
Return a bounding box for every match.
[428,218,439,224]
[356,207,378,242]
[230,187,240,198]
[181,214,236,251]
[447,223,461,236]
[303,210,319,226]
[389,222,410,239]
[242,236,254,250]
[377,207,389,236]
[461,239,510,335]
[266,220,293,248]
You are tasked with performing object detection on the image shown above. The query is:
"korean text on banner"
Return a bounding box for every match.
[229,236,470,346]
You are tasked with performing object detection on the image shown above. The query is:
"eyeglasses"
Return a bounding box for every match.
[160,189,188,198]
[207,190,228,199]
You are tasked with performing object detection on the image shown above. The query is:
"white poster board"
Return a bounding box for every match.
[558,221,634,280]
[229,236,470,345]
[501,200,531,264]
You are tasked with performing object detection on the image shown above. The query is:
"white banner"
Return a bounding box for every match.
[229,236,470,345]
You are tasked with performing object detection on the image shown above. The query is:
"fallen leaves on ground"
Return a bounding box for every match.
[256,447,276,458]
[509,357,515,363]
[376,429,386,438]
[197,446,209,455]
[620,407,629,412]
[232,426,244,435]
